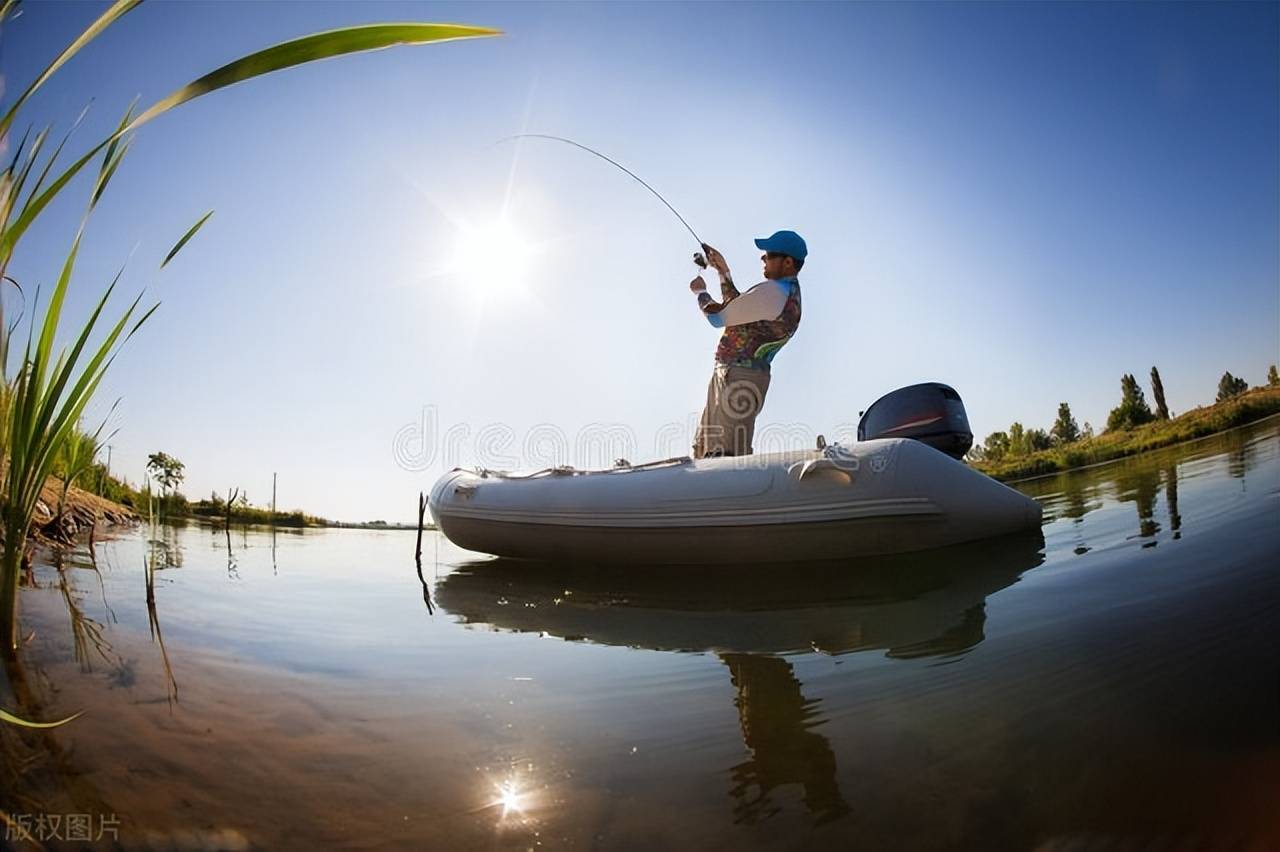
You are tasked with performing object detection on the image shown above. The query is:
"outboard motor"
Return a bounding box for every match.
[857,382,974,460]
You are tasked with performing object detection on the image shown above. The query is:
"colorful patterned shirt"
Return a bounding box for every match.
[697,277,801,370]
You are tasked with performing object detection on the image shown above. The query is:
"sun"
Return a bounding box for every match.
[451,217,535,298]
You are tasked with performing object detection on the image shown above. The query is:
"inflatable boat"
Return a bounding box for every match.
[428,383,1043,564]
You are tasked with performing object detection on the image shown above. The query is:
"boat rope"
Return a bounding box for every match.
[473,455,692,479]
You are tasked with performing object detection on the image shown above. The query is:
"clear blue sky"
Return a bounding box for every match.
[3,1,1277,522]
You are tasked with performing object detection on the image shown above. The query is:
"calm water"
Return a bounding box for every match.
[7,419,1279,851]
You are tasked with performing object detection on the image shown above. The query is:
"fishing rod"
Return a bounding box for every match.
[495,133,711,270]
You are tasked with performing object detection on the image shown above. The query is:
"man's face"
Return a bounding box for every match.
[761,252,796,280]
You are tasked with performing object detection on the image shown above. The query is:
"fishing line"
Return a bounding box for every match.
[495,133,707,258]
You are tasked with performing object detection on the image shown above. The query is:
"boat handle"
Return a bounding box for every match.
[788,458,855,484]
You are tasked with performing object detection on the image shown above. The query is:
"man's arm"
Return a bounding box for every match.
[692,280,791,329]
[695,287,722,314]
[690,277,729,318]
[719,275,740,304]
[703,245,740,304]
[702,280,791,328]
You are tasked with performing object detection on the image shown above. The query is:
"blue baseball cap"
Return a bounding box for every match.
[754,230,808,261]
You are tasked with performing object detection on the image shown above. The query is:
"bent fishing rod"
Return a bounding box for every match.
[495,133,712,270]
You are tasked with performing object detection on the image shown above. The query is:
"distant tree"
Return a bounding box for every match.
[1003,422,1051,456]
[1027,428,1052,452]
[1268,364,1279,387]
[1008,422,1026,456]
[1051,402,1081,445]
[1150,366,1170,420]
[1082,421,1094,440]
[146,451,186,519]
[1216,372,1249,402]
[146,452,185,496]
[1106,374,1156,432]
[982,431,1010,461]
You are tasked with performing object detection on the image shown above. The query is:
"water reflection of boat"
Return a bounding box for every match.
[435,532,1045,657]
[438,534,1044,826]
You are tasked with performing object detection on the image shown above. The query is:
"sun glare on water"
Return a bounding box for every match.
[498,784,522,814]
[486,779,533,824]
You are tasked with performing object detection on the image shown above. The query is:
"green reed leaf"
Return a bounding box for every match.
[1,705,83,728]
[126,23,501,131]
[161,210,213,269]
[0,0,142,140]
[0,21,500,268]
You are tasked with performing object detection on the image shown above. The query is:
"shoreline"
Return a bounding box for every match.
[27,390,1280,535]
[1003,410,1280,486]
[971,386,1280,483]
[176,516,434,532]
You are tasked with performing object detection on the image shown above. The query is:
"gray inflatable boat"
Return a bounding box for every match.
[429,384,1042,564]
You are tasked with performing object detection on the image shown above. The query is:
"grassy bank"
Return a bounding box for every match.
[185,499,324,528]
[183,506,426,530]
[971,386,1280,482]
[0,464,136,545]
[44,476,424,532]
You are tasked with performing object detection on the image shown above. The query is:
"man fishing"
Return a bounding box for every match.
[689,230,806,458]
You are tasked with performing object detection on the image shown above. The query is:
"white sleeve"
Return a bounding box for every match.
[706,280,791,328]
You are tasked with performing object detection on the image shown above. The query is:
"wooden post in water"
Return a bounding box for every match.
[415,492,426,562]
[225,486,239,557]
[415,492,433,614]
[271,472,277,523]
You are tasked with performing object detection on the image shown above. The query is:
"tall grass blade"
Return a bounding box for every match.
[127,23,501,130]
[161,210,213,268]
[0,0,142,139]
[2,125,35,187]
[90,102,137,207]
[22,103,93,214]
[0,21,501,266]
[26,290,141,512]
[0,127,37,258]
[28,229,87,413]
[0,145,98,265]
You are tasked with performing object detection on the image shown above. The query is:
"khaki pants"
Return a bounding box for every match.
[693,363,771,458]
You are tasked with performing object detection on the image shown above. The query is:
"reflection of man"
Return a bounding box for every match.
[721,653,850,825]
[689,231,806,458]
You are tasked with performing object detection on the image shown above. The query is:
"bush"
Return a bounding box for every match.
[1216,372,1249,402]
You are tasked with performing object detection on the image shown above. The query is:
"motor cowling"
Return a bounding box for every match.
[857,382,974,460]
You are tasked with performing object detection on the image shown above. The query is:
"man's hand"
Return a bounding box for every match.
[701,243,730,277]
[689,276,708,294]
